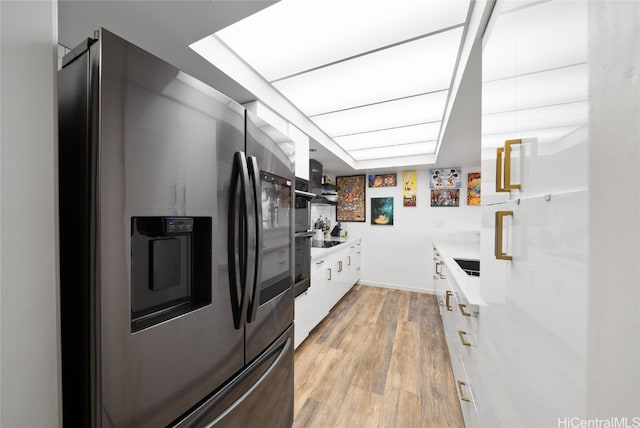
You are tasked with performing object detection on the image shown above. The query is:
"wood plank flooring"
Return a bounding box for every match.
[293,284,464,428]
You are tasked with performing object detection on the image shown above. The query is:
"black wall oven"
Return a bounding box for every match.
[294,178,315,297]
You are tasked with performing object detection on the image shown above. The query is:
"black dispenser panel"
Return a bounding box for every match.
[150,238,182,291]
[131,216,212,332]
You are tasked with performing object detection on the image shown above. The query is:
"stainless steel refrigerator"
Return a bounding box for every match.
[58,29,295,427]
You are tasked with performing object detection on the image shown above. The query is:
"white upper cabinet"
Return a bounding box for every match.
[482,1,588,200]
[479,1,590,426]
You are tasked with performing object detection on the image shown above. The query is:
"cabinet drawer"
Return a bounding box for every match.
[311,257,328,271]
[442,266,480,341]
[456,353,479,427]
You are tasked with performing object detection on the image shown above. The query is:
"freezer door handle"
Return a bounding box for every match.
[228,151,253,329]
[170,333,292,427]
[209,336,291,426]
[247,156,262,323]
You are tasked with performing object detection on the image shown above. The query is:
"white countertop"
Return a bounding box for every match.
[432,232,485,307]
[310,236,361,260]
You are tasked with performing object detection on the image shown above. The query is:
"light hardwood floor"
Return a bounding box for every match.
[293,284,464,428]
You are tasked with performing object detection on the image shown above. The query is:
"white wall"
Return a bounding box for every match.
[310,203,336,233]
[0,1,61,426]
[339,167,481,293]
[587,1,640,418]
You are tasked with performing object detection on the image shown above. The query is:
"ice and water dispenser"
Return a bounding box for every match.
[131,217,212,332]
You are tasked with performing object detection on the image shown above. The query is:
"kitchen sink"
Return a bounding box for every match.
[453,258,480,277]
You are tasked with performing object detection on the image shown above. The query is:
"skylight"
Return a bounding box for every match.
[193,0,472,166]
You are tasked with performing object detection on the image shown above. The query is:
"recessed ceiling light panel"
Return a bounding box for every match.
[311,90,448,137]
[350,141,437,160]
[216,0,470,82]
[272,27,464,116]
[334,122,441,151]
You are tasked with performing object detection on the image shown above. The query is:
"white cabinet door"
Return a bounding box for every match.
[478,193,587,426]
[480,2,589,422]
[331,251,350,307]
[482,1,588,202]
[479,200,518,305]
[294,290,315,348]
[353,240,362,280]
[309,252,335,326]
[344,240,361,288]
[506,192,588,423]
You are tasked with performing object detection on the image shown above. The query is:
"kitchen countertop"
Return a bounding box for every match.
[432,232,485,307]
[310,236,361,260]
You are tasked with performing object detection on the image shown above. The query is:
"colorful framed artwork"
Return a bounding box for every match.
[371,197,394,225]
[368,173,397,188]
[336,175,366,222]
[430,189,460,207]
[403,170,417,207]
[467,172,481,205]
[429,168,462,189]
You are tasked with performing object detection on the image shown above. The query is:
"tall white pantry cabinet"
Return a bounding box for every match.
[479,1,589,425]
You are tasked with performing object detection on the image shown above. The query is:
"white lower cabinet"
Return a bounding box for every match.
[433,237,485,427]
[442,281,481,426]
[294,239,361,348]
[293,290,315,349]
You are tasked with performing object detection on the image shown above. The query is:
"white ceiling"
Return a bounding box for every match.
[58,0,488,176]
[197,0,475,170]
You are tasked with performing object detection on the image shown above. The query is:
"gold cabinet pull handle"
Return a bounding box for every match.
[457,381,472,402]
[328,268,332,281]
[495,147,508,192]
[495,210,513,260]
[458,330,472,346]
[445,290,453,311]
[435,261,442,276]
[459,303,471,317]
[504,139,522,190]
[347,256,351,266]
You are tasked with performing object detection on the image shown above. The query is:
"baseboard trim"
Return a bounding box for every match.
[358,280,436,295]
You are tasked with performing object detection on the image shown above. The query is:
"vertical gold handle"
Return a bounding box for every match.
[328,268,332,280]
[338,260,343,272]
[445,290,453,311]
[458,330,472,346]
[347,256,351,266]
[495,210,513,260]
[459,304,471,317]
[504,139,522,190]
[457,381,472,402]
[435,261,442,276]
[495,147,508,192]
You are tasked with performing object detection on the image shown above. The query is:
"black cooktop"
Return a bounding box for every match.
[311,240,342,249]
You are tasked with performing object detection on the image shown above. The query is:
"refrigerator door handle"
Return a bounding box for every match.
[228,151,253,329]
[170,334,292,427]
[209,336,291,426]
[247,156,262,323]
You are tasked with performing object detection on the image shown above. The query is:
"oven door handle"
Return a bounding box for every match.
[295,190,317,199]
[246,156,262,324]
[228,151,252,330]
